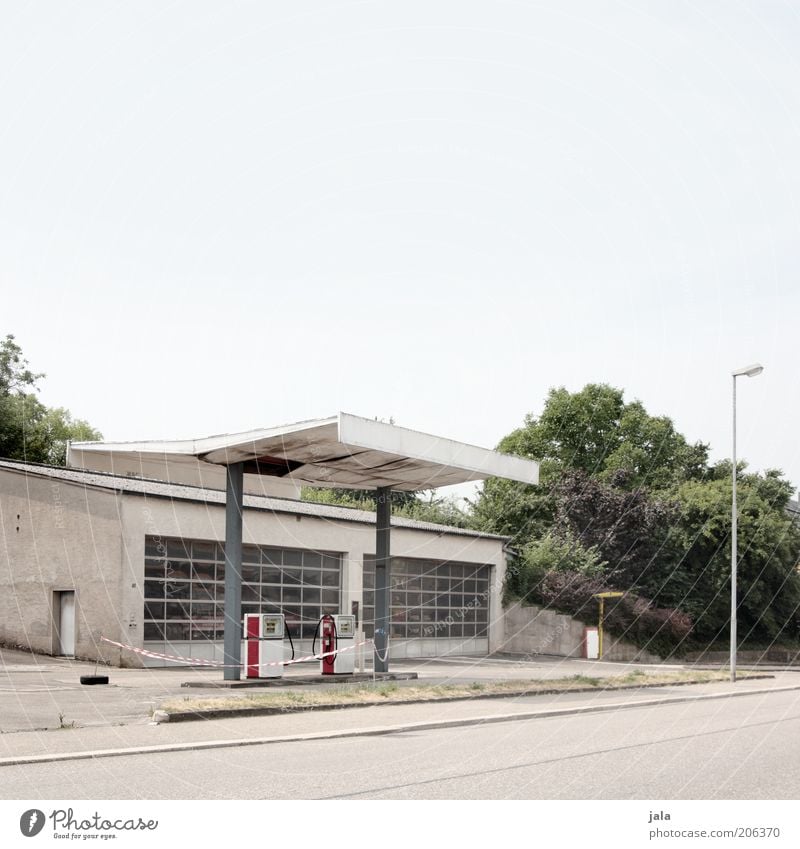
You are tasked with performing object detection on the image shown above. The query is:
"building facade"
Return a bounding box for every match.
[0,459,508,667]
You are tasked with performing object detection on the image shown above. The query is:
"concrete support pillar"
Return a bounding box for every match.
[222,462,244,681]
[374,487,391,672]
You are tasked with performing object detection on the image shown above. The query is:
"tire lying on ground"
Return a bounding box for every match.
[79,675,109,685]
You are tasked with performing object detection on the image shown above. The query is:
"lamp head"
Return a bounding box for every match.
[733,363,764,378]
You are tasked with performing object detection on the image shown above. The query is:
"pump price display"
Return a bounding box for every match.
[337,616,355,636]
[261,616,283,637]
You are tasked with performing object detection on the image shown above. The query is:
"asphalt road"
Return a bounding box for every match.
[3,688,799,799]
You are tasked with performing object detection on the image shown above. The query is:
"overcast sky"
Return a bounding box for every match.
[2,1,798,496]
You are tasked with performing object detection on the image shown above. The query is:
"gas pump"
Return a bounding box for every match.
[313,613,356,675]
[243,613,294,679]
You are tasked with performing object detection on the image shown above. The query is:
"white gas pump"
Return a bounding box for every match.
[315,613,356,675]
[243,613,290,679]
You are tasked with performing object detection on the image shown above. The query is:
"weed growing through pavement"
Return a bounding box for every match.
[57,712,75,729]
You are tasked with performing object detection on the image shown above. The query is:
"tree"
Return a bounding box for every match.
[392,491,472,528]
[472,384,707,550]
[551,469,678,598]
[0,334,43,394]
[301,486,472,527]
[476,382,800,653]
[504,531,605,603]
[0,335,102,464]
[671,465,800,646]
[496,384,708,488]
[301,487,419,511]
[470,471,555,548]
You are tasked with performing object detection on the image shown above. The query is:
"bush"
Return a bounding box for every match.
[504,533,604,603]
[508,568,693,657]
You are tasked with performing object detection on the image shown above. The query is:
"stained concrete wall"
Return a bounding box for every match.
[501,602,663,663]
[0,468,126,664]
[685,647,800,664]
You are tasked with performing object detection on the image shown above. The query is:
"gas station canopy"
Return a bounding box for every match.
[70,413,539,679]
[69,412,539,491]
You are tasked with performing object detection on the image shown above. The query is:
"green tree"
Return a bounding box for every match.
[0,334,43,394]
[301,487,419,511]
[301,486,472,527]
[499,384,708,487]
[476,382,800,653]
[504,531,605,603]
[392,491,472,528]
[0,335,102,464]
[672,466,800,646]
[472,383,707,550]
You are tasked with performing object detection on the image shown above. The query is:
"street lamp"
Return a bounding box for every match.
[730,363,764,683]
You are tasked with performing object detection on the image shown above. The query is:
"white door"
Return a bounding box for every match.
[58,592,75,656]
[584,627,599,660]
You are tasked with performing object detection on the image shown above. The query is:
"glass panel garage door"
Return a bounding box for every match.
[143,537,342,641]
[362,557,490,639]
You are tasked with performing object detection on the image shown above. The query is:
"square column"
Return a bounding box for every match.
[374,486,391,672]
[223,462,244,681]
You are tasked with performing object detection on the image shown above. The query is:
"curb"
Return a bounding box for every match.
[1,682,799,768]
[180,671,419,690]
[158,674,777,723]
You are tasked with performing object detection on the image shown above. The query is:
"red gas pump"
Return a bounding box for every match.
[313,613,356,675]
[319,613,337,675]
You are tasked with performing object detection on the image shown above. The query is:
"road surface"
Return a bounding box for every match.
[2,688,799,799]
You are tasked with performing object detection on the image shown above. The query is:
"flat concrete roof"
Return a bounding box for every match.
[68,412,539,492]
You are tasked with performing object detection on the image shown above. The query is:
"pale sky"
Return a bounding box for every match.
[2,1,798,495]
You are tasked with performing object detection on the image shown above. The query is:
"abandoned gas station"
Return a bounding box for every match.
[0,414,540,674]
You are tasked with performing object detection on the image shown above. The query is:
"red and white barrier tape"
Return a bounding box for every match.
[100,635,373,668]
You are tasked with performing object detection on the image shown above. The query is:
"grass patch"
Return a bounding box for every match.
[159,669,767,717]
[569,674,601,687]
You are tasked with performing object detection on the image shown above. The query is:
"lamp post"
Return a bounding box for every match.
[730,363,764,683]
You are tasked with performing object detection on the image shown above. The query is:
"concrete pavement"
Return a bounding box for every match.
[3,647,800,771]
[0,646,694,734]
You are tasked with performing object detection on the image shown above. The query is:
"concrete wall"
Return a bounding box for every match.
[0,468,126,664]
[501,602,663,663]
[685,647,800,664]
